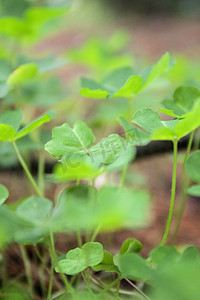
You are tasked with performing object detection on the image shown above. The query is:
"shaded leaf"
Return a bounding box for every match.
[0,184,9,205]
[186,150,200,183]
[115,253,153,281]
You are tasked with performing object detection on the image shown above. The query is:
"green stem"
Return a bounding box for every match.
[38,151,45,196]
[193,128,200,151]
[116,275,121,299]
[172,131,194,242]
[47,262,54,300]
[49,232,74,295]
[120,164,128,187]
[12,141,42,197]
[81,271,94,295]
[160,139,178,246]
[90,224,101,242]
[99,277,121,296]
[19,245,33,297]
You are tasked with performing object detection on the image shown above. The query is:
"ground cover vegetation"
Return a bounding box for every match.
[0,0,200,299]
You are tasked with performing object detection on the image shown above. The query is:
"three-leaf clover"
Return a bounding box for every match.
[45,121,136,180]
[55,242,104,275]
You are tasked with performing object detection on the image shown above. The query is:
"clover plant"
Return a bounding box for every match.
[1,7,200,298]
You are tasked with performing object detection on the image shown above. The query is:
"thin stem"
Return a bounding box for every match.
[120,164,128,187]
[38,151,45,196]
[125,278,151,300]
[116,275,121,299]
[99,277,121,296]
[90,223,101,242]
[172,131,194,242]
[49,232,74,295]
[12,141,42,197]
[47,263,54,300]
[160,139,178,246]
[81,271,94,295]
[19,245,33,297]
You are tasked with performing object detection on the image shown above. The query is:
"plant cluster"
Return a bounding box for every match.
[0,1,200,300]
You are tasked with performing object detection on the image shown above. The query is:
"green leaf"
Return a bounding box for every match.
[132,99,200,142]
[46,122,136,180]
[92,251,119,272]
[7,63,38,86]
[81,242,104,266]
[142,53,170,87]
[0,124,16,141]
[186,150,200,183]
[80,78,109,99]
[56,248,86,275]
[0,109,22,132]
[80,53,171,99]
[16,196,53,225]
[150,246,180,267]
[56,242,104,275]
[151,261,200,300]
[51,185,150,233]
[187,185,200,197]
[0,184,9,205]
[0,110,55,141]
[115,253,153,281]
[15,110,55,140]
[161,86,200,117]
[69,33,133,75]
[96,186,150,230]
[0,205,47,245]
[132,109,163,133]
[180,246,200,263]
[45,121,95,159]
[120,238,143,254]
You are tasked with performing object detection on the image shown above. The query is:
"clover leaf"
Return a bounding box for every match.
[45,121,95,159]
[51,185,150,233]
[45,122,136,180]
[16,196,53,225]
[80,53,170,99]
[92,251,119,273]
[132,99,200,142]
[120,238,143,254]
[186,150,200,197]
[0,184,9,205]
[0,109,55,141]
[160,86,200,117]
[55,242,104,275]
[114,252,153,281]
